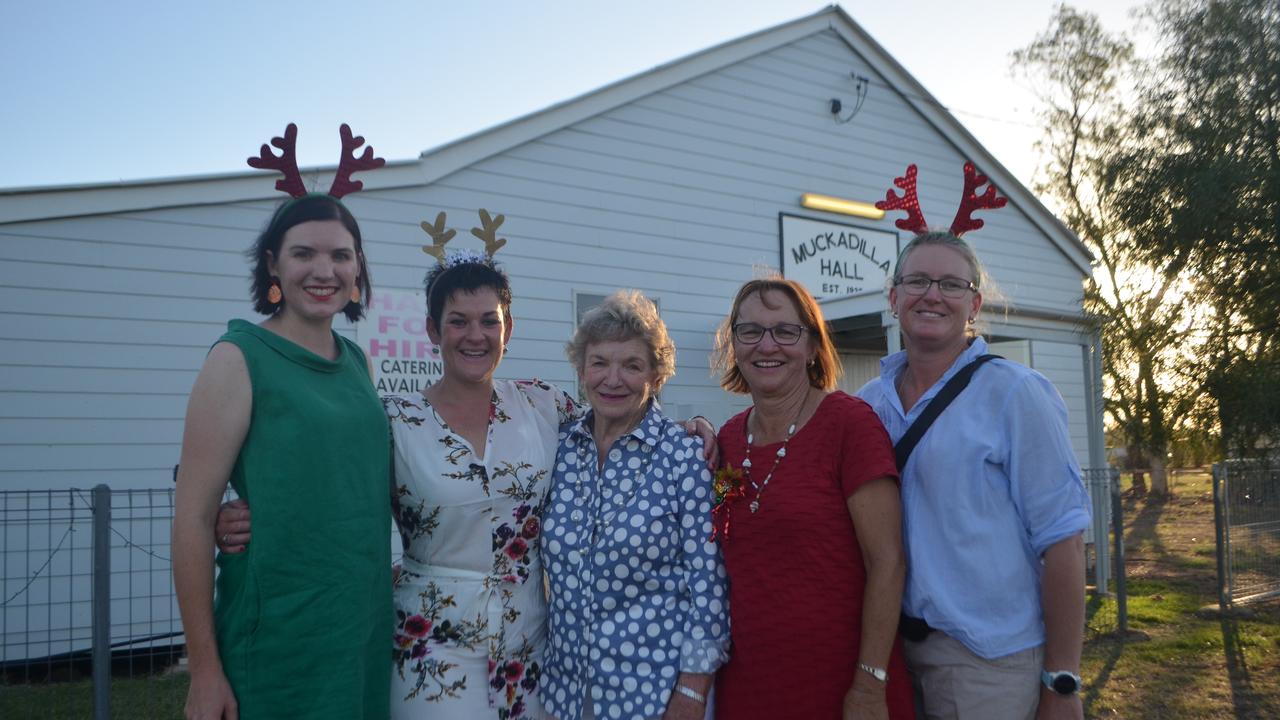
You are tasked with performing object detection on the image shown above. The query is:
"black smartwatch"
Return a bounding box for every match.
[1041,670,1082,695]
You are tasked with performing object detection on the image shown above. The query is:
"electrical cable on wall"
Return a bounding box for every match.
[830,71,1040,129]
[831,73,869,124]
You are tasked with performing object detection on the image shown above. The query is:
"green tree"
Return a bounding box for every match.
[1209,348,1280,456]
[1013,5,1209,492]
[1109,0,1280,457]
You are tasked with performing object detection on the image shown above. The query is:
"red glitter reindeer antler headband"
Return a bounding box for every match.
[247,122,385,199]
[874,162,1007,236]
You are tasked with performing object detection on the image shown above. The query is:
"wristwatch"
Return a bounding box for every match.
[858,662,888,683]
[1041,669,1082,695]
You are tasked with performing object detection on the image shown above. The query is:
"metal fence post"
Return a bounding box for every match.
[1092,470,1110,595]
[92,484,111,720]
[1110,469,1126,633]
[1212,463,1229,610]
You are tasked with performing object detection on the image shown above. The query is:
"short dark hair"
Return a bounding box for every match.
[712,277,842,394]
[246,194,372,323]
[424,261,513,327]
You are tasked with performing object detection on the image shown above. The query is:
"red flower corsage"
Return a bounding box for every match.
[710,464,746,541]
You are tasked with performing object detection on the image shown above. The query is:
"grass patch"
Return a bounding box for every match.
[1,672,188,720]
[1082,470,1280,719]
[1193,544,1216,557]
[1173,555,1215,570]
[1122,579,1201,627]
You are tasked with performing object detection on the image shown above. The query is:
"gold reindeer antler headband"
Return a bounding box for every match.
[420,208,507,268]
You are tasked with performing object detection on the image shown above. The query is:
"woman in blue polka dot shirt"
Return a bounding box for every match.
[541,290,729,720]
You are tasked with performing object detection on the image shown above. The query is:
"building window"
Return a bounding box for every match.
[988,339,1032,367]
[574,292,661,323]
[574,292,609,325]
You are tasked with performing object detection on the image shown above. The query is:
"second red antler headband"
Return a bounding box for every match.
[875,162,1007,236]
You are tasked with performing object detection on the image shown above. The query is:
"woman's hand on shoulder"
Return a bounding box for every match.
[682,416,720,467]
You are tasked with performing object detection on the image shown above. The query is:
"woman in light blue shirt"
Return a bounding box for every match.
[857,231,1091,720]
[541,290,729,720]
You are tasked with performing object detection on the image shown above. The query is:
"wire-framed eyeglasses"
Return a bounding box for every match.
[732,322,807,345]
[893,274,977,298]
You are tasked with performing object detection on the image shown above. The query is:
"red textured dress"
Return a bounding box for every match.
[714,391,914,719]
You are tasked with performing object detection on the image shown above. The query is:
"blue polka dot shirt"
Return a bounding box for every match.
[540,402,729,720]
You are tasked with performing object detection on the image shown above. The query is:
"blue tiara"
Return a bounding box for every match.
[442,249,491,269]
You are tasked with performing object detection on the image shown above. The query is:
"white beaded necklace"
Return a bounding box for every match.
[743,389,810,514]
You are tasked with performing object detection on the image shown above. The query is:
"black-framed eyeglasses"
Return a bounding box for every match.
[732,322,807,345]
[893,274,977,298]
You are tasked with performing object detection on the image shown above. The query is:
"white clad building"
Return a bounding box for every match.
[0,4,1105,661]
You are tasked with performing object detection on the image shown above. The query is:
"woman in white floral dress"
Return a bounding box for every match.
[383,251,574,720]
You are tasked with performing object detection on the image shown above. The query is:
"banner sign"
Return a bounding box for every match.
[355,288,442,395]
[779,213,900,300]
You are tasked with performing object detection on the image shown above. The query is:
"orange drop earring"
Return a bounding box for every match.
[350,285,361,304]
[267,279,283,304]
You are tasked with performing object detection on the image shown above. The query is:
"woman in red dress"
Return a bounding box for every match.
[710,278,914,719]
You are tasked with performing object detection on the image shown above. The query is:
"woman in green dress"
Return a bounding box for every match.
[173,130,391,720]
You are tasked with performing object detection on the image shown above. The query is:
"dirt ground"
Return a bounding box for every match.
[1082,470,1280,719]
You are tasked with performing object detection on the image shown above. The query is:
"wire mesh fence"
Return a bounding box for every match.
[1,487,187,719]
[1213,459,1280,607]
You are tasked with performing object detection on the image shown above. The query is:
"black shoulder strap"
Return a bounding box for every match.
[894,354,1000,471]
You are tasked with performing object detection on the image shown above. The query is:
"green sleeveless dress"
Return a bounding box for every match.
[212,320,391,719]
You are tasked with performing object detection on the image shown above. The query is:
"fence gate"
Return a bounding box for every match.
[1213,460,1280,607]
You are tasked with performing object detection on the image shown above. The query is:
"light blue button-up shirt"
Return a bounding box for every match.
[540,401,729,720]
[857,337,1091,659]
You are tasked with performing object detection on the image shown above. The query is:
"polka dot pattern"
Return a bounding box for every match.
[541,403,729,720]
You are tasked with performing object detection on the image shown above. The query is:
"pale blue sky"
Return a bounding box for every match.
[1,1,1142,191]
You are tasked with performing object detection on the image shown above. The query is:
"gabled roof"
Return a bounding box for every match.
[0,5,1091,273]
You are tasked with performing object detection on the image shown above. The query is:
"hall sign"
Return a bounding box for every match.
[779,213,900,300]
[355,288,443,395]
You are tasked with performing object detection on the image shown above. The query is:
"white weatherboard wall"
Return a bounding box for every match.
[1030,340,1091,469]
[838,352,883,395]
[4,204,302,491]
[0,22,1094,494]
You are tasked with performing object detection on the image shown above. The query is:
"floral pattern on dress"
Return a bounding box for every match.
[492,502,542,584]
[394,485,442,543]
[488,633,541,720]
[384,380,581,719]
[393,580,488,702]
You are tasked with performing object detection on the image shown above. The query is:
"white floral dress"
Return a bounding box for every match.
[385,379,578,720]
